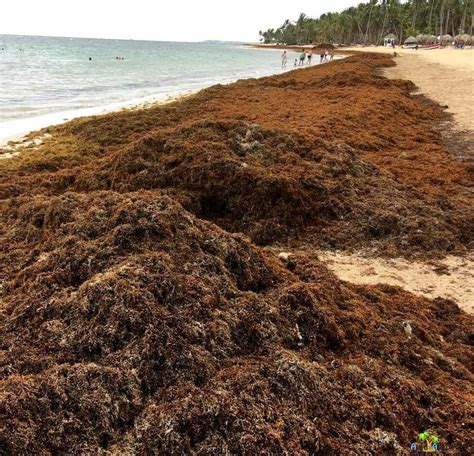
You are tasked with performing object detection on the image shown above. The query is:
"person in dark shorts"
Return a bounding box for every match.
[307,49,312,64]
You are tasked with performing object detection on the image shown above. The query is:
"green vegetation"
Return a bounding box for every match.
[259,1,473,45]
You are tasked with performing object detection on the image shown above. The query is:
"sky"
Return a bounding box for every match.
[1,0,359,42]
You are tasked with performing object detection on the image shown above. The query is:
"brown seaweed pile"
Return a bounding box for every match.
[0,120,471,256]
[1,55,471,258]
[1,53,473,454]
[1,192,473,454]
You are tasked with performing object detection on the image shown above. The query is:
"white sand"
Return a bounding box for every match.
[318,251,473,313]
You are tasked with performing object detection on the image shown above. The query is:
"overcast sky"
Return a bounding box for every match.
[1,0,359,42]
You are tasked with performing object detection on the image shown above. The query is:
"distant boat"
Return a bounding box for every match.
[402,43,440,50]
[418,44,440,50]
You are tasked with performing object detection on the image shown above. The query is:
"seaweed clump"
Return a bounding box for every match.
[0,53,473,454]
[1,192,473,454]
[1,120,470,256]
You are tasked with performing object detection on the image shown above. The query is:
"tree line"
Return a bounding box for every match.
[259,0,473,45]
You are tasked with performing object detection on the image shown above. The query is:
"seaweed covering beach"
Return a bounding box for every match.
[1,54,473,454]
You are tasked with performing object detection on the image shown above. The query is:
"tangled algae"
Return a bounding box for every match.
[1,53,473,454]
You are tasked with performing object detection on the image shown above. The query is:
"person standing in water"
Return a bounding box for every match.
[299,49,306,66]
[307,49,312,65]
[281,50,288,68]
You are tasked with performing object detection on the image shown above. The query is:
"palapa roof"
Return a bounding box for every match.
[404,36,418,44]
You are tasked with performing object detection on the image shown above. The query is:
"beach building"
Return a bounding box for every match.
[383,33,397,47]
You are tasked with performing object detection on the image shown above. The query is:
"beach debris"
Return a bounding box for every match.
[0,52,472,455]
[402,320,413,335]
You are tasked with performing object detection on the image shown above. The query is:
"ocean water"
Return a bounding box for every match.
[0,35,302,143]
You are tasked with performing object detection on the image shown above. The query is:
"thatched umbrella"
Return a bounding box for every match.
[440,34,453,45]
[416,34,428,44]
[459,33,471,44]
[427,35,437,44]
[404,36,418,44]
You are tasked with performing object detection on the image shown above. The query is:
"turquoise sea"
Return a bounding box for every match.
[0,35,298,127]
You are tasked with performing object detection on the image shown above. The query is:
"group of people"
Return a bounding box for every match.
[281,48,334,68]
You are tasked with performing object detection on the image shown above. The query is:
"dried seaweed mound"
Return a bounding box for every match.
[1,121,468,256]
[1,53,472,258]
[1,192,472,454]
[0,52,473,454]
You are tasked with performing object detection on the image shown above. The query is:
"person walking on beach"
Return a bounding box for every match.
[281,50,288,68]
[307,49,312,65]
[320,51,325,63]
[299,49,306,66]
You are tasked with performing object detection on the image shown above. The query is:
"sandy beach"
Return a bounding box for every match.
[299,46,474,311]
[1,52,473,454]
[2,49,473,311]
[2,48,472,311]
[342,46,474,133]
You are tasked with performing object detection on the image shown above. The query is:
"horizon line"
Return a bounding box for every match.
[0,33,252,44]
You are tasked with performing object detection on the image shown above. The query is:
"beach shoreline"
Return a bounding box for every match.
[4,48,471,310]
[0,56,344,151]
[0,89,196,149]
[2,51,473,454]
[0,36,304,149]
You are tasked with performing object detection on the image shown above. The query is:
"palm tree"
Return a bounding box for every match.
[258,0,473,46]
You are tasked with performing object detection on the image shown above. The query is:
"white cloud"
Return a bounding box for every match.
[1,0,358,42]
